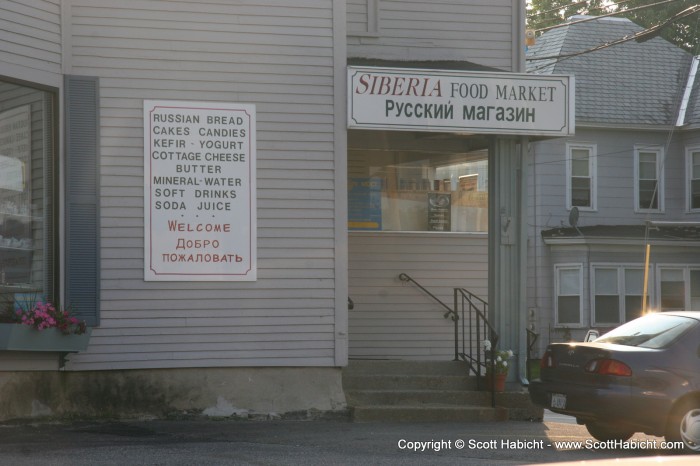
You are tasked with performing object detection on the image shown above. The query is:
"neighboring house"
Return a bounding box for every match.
[526,16,700,351]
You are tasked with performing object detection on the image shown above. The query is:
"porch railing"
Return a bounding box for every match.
[398,273,500,405]
[454,288,499,389]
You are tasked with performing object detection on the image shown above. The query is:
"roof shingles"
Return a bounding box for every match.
[526,17,695,126]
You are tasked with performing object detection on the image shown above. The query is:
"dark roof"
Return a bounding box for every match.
[542,225,700,242]
[526,16,696,127]
[348,58,500,72]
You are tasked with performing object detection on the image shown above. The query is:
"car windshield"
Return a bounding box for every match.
[595,314,697,349]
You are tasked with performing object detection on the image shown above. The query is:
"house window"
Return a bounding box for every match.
[555,265,583,326]
[660,268,685,311]
[566,143,596,210]
[658,266,700,312]
[592,266,645,325]
[0,79,57,313]
[624,268,644,322]
[635,145,663,212]
[686,146,700,211]
[593,268,619,325]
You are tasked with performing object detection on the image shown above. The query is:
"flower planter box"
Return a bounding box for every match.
[0,323,91,352]
[484,372,507,392]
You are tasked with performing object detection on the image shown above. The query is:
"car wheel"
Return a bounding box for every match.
[666,400,700,452]
[585,423,633,442]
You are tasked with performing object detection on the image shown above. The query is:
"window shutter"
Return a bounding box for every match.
[64,75,100,326]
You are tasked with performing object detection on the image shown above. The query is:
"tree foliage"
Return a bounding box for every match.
[527,0,699,53]
[527,0,606,31]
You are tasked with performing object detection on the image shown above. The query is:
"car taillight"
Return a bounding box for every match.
[585,359,632,377]
[540,349,555,369]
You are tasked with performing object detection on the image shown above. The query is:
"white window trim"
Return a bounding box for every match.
[590,263,648,326]
[554,263,584,328]
[685,145,700,212]
[634,144,664,213]
[565,142,597,211]
[350,0,380,37]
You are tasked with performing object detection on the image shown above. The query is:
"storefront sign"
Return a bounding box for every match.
[348,66,574,136]
[144,100,256,281]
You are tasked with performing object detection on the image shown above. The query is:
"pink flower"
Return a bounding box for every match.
[15,301,87,335]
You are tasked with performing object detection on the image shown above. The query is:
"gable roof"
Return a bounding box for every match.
[526,16,697,127]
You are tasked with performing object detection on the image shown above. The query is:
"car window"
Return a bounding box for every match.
[595,314,697,349]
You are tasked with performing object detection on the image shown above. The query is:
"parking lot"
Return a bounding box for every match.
[0,412,687,465]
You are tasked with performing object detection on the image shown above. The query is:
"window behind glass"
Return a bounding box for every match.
[348,130,488,233]
[0,80,56,315]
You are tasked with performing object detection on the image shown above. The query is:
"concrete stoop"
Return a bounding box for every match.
[342,360,542,422]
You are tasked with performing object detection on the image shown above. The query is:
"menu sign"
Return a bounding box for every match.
[144,100,256,281]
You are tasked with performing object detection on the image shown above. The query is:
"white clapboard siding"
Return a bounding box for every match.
[347,0,514,70]
[348,232,488,360]
[60,0,340,370]
[347,0,370,34]
[0,0,62,79]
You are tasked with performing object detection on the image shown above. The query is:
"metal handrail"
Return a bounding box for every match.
[454,288,499,406]
[454,288,498,364]
[398,273,458,320]
[397,273,500,406]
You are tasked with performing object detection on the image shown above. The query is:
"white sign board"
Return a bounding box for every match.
[348,66,574,136]
[144,100,256,281]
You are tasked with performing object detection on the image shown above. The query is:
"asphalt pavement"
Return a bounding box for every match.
[0,413,686,465]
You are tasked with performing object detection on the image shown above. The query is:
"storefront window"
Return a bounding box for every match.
[348,131,488,232]
[0,79,56,313]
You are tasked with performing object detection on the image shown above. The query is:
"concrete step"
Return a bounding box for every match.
[345,389,491,406]
[344,359,473,377]
[351,404,508,422]
[342,374,480,391]
[341,359,543,422]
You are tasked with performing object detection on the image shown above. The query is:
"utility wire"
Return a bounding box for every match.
[527,0,590,20]
[535,0,681,33]
[527,0,637,20]
[586,0,638,15]
[527,4,700,64]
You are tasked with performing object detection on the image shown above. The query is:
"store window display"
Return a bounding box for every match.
[348,130,487,233]
[0,80,56,311]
